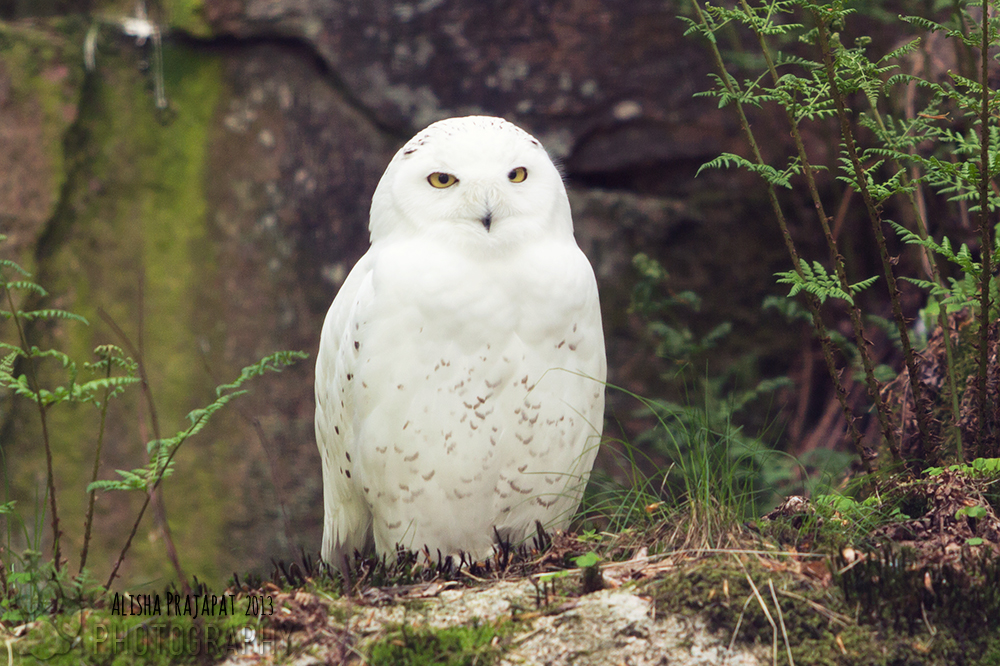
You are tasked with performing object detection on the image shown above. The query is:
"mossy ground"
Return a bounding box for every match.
[261,510,1000,665]
[367,620,511,666]
[7,508,1000,665]
[649,554,1000,666]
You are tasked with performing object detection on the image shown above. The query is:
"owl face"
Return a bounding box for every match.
[369,116,573,246]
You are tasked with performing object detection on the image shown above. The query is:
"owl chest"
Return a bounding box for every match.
[351,264,583,392]
[349,307,559,423]
[381,242,585,336]
[343,240,596,453]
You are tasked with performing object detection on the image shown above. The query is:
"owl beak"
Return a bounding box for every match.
[481,211,492,232]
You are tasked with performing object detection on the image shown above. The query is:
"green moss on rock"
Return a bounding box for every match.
[649,556,1000,666]
[167,0,211,38]
[9,38,232,589]
[368,620,508,666]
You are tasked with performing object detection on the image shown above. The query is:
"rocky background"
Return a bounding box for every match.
[0,0,836,589]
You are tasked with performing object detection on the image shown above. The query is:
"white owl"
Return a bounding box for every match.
[315,116,606,572]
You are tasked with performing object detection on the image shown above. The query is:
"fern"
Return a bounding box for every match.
[0,233,309,606]
[697,152,798,188]
[775,260,878,305]
[88,350,308,495]
[687,0,1000,469]
[13,309,89,324]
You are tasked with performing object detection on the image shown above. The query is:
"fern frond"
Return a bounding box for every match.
[776,260,877,305]
[3,281,48,297]
[91,350,308,496]
[17,309,89,325]
[696,153,793,188]
[0,259,31,278]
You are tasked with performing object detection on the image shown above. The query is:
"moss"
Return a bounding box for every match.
[367,619,509,666]
[647,555,1000,666]
[981,637,1000,666]
[166,0,211,38]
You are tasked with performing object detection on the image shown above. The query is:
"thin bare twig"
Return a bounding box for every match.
[768,579,795,666]
[97,306,190,598]
[743,571,778,666]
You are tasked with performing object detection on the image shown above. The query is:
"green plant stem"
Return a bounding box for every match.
[691,0,873,473]
[976,0,993,451]
[79,360,112,575]
[2,281,62,572]
[814,11,926,462]
[943,319,964,461]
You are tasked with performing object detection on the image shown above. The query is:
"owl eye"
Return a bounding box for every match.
[428,172,458,188]
[508,167,528,183]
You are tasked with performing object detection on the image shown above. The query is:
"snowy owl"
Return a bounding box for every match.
[315,116,606,572]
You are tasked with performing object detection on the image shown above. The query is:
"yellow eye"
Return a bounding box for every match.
[508,166,528,183]
[428,172,458,188]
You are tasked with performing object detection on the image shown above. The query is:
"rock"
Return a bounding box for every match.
[345,580,761,666]
[0,20,84,266]
[504,589,761,666]
[201,0,738,174]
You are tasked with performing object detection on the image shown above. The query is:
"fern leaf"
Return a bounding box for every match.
[3,281,47,297]
[697,153,792,188]
[17,309,89,325]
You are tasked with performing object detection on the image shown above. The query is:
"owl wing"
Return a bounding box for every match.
[315,251,376,573]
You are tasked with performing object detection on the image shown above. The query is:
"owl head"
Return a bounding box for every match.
[368,116,573,247]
